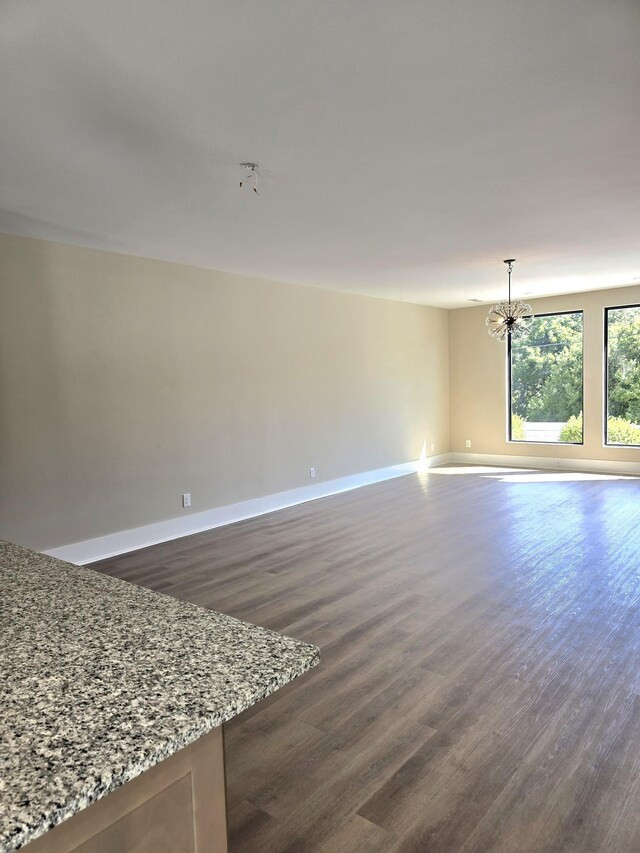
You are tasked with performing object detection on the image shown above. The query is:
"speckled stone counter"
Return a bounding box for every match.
[0,540,320,852]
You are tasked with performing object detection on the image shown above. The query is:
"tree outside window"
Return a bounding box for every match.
[606,306,640,446]
[509,312,583,444]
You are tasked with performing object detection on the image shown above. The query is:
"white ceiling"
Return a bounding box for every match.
[1,0,639,308]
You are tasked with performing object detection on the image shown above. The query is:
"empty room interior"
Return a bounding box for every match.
[2,2,640,852]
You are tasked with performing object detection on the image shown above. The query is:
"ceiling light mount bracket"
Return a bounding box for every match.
[239,163,260,195]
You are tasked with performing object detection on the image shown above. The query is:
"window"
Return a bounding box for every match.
[605,305,640,446]
[509,311,584,444]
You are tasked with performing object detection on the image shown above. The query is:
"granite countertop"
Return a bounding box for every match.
[0,540,319,852]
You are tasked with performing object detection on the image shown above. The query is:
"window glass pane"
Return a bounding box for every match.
[606,306,640,446]
[510,312,583,443]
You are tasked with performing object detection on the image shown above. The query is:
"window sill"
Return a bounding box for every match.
[507,440,583,447]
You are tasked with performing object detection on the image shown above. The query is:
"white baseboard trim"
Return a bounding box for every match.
[449,451,640,477]
[45,454,452,565]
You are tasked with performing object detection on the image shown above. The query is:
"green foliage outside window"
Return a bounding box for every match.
[511,313,583,423]
[511,414,526,440]
[607,416,640,445]
[558,414,583,443]
[511,307,640,445]
[607,307,640,434]
[558,413,640,445]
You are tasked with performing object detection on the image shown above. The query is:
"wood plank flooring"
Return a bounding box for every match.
[93,465,640,852]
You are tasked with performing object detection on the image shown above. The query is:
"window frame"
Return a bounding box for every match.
[507,309,585,445]
[604,303,640,448]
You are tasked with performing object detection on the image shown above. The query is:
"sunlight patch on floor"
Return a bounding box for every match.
[485,471,634,482]
[428,465,635,482]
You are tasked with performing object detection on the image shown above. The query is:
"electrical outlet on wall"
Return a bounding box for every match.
[465,440,472,448]
[182,493,191,508]
[309,467,316,479]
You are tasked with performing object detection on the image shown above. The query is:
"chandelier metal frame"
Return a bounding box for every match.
[486,259,533,341]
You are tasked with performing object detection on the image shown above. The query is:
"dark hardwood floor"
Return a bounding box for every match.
[93,465,640,852]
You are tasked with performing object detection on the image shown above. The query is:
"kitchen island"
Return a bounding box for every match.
[0,540,319,852]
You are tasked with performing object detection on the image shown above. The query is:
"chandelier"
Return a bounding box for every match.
[485,259,532,341]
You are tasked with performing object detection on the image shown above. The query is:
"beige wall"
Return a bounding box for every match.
[0,233,449,551]
[449,285,640,462]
